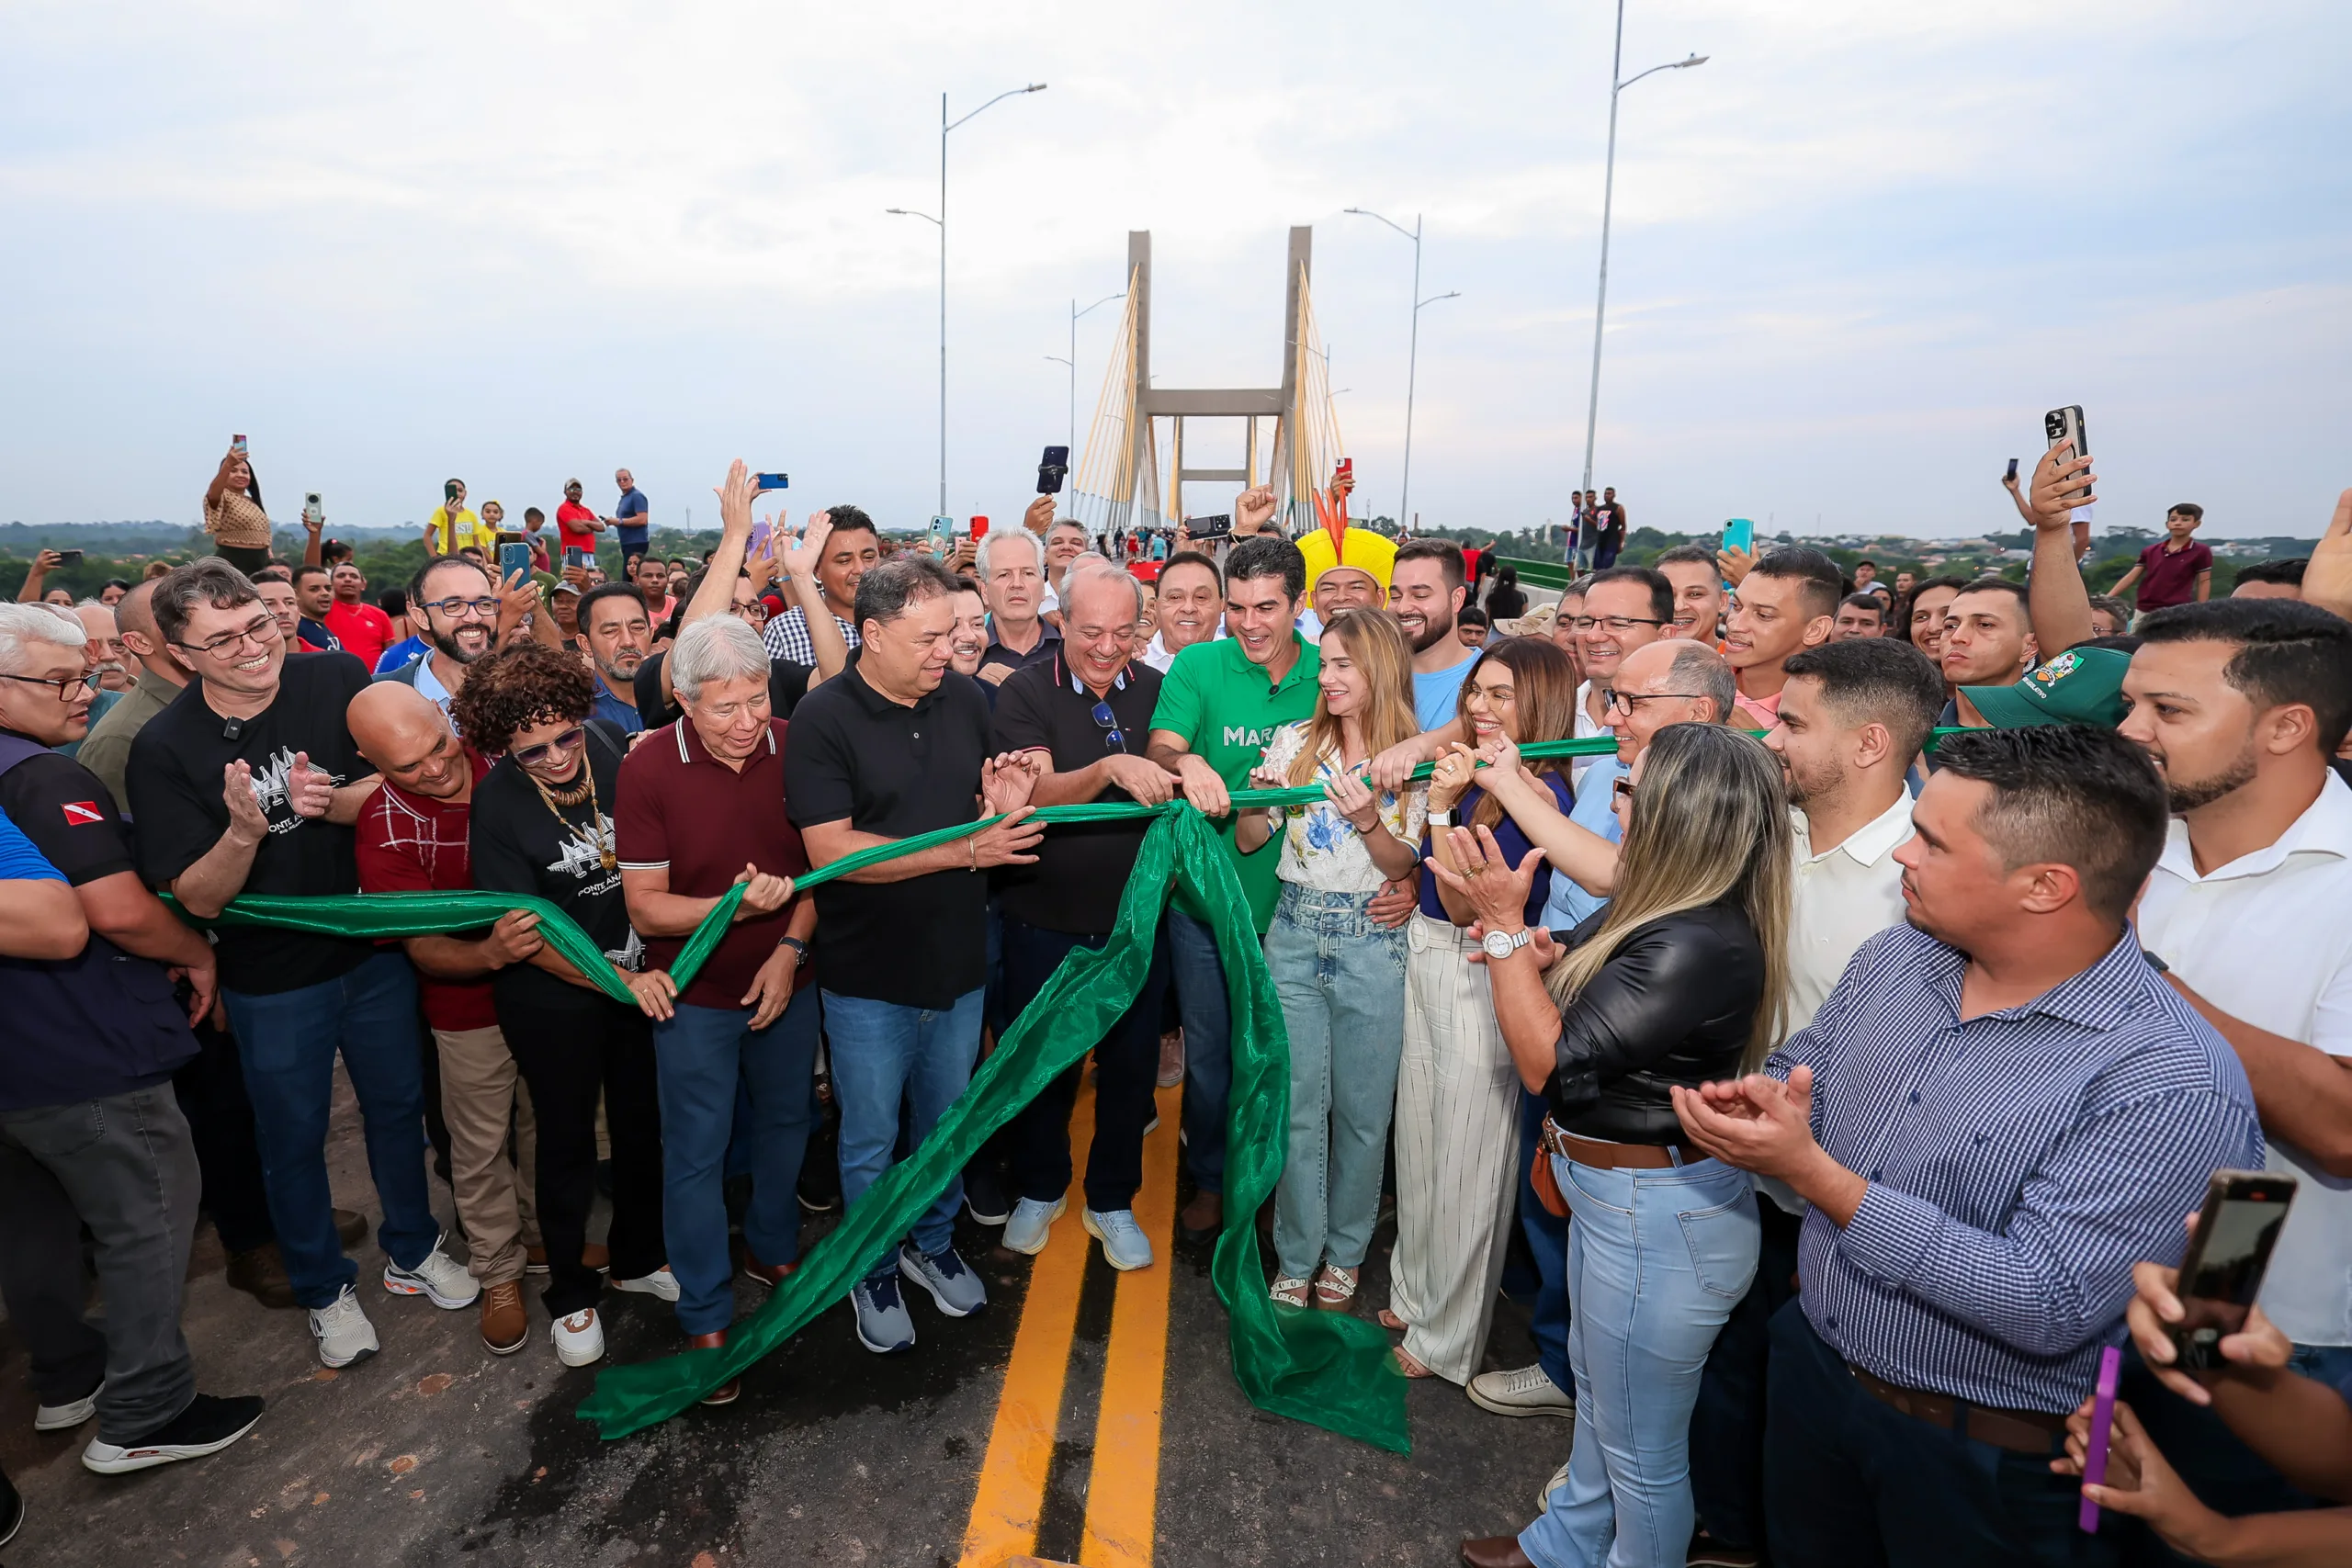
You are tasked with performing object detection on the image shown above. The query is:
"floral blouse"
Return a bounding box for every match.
[1260,721,1428,896]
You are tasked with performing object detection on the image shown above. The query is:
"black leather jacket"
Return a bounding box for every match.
[1545,901,1765,1143]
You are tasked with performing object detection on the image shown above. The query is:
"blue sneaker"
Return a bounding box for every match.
[1001,1196,1064,1257]
[898,1244,987,1318]
[852,1275,916,1354]
[1081,1208,1154,1271]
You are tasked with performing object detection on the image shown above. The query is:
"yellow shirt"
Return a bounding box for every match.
[427,506,492,555]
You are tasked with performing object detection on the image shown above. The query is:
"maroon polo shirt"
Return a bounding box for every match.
[2134,538,2212,612]
[616,716,809,1010]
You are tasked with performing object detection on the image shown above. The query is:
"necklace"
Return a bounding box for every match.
[530,763,615,873]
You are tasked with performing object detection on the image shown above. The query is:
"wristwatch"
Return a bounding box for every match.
[1428,807,1453,827]
[1481,926,1533,961]
[777,936,809,961]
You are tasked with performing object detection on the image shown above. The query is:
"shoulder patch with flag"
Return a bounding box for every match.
[61,800,105,827]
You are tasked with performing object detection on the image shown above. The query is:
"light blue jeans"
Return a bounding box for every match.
[1264,885,1408,1280]
[1521,1151,1758,1568]
[820,987,984,1282]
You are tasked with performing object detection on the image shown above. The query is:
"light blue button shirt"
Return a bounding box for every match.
[1542,752,1624,932]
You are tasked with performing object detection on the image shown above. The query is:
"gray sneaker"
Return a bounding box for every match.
[1002,1196,1064,1256]
[1081,1208,1154,1271]
[851,1275,916,1354]
[899,1244,987,1317]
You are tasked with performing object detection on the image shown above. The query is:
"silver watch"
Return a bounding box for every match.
[1481,926,1532,961]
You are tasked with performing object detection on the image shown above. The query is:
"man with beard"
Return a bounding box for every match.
[577,583,652,736]
[1938,578,2038,729]
[375,558,529,719]
[1677,635,1944,1564]
[2120,599,2352,1523]
[289,566,342,654]
[1389,538,1479,732]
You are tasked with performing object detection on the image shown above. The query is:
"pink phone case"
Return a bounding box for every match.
[2079,1344,2122,1532]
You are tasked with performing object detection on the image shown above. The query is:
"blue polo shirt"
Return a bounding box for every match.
[615,487,650,551]
[592,675,645,737]
[1542,752,1624,931]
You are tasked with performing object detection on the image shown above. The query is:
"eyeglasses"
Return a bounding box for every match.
[1091,701,1128,753]
[510,727,586,768]
[1570,615,1667,634]
[0,670,102,703]
[733,602,768,623]
[1612,776,1636,807]
[423,595,501,620]
[175,615,282,660]
[1600,688,1711,712]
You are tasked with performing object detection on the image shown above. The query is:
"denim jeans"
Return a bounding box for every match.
[0,1086,200,1444]
[1521,1152,1758,1568]
[822,987,984,1281]
[1516,1087,1572,1395]
[1688,1199,1804,1552]
[1264,886,1406,1280]
[650,989,820,1335]
[1165,908,1232,1194]
[1000,917,1169,1213]
[221,950,439,1309]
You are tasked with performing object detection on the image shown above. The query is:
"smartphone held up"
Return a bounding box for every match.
[1037,446,1069,496]
[2044,405,2093,514]
[2169,1168,2297,1373]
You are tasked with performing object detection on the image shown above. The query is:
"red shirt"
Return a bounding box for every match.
[614,716,809,1011]
[556,501,599,552]
[2134,538,2213,612]
[353,756,498,1032]
[324,600,394,672]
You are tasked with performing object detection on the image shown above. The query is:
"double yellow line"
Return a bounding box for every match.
[958,1082,1182,1568]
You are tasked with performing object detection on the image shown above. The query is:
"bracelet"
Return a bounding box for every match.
[776,936,808,961]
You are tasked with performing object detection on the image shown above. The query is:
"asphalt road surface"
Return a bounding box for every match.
[0,1075,1564,1566]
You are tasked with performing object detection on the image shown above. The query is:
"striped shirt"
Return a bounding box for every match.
[1771,922,2262,1414]
[763,604,858,668]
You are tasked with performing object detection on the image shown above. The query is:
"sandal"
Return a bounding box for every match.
[1312,1265,1358,1309]
[1376,1308,1408,1332]
[1269,1275,1311,1308]
[1394,1345,1437,1379]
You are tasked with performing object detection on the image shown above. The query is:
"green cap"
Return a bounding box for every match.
[1962,645,2132,728]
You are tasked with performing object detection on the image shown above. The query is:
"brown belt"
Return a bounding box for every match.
[1846,1363,2068,1455]
[1539,1120,1702,1171]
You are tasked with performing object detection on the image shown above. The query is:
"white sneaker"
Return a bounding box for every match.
[1469,1361,1577,1418]
[1002,1196,1065,1256]
[615,1266,680,1302]
[551,1309,605,1368]
[383,1236,480,1310]
[35,1386,99,1431]
[310,1286,380,1369]
[1536,1458,1571,1515]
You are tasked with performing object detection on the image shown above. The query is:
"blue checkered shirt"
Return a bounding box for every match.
[763,604,858,667]
[1772,922,2262,1414]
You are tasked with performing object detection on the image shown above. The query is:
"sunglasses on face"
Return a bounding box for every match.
[510,727,586,768]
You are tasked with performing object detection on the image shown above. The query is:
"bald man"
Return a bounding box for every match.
[347,682,551,1358]
[78,581,187,810]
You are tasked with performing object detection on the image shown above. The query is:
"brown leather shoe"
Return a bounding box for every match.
[526,1243,611,1277]
[1178,1190,1223,1244]
[1458,1536,1535,1568]
[739,1247,797,1290]
[224,1245,299,1310]
[334,1209,368,1248]
[687,1330,739,1406]
[481,1280,528,1356]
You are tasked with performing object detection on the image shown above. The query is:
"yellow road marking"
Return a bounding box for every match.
[1079,1083,1180,1567]
[958,1084,1097,1568]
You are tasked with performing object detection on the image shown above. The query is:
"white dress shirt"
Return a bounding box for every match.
[1785,790,1916,1037]
[2139,772,2352,1348]
[1570,682,1611,790]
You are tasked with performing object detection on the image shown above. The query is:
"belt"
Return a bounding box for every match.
[1539,1119,1702,1171]
[1846,1363,2067,1455]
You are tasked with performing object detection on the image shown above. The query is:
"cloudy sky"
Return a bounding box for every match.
[6,1,2346,540]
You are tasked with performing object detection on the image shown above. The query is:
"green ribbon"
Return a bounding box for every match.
[175,727,1969,1450]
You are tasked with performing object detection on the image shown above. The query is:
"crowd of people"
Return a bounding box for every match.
[2,432,2349,1568]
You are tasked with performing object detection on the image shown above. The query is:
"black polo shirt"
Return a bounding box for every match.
[989,656,1163,935]
[978,620,1059,686]
[0,731,198,1111]
[784,651,992,1008]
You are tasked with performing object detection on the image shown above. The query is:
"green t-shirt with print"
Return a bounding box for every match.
[1149,632,1322,931]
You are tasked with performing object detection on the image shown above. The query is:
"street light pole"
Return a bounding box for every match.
[1345,208,1459,530]
[1576,2,1705,565]
[1061,291,1125,455]
[889,82,1046,522]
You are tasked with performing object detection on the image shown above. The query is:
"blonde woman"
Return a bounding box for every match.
[1386,636,1581,1382]
[1441,722,1792,1568]
[1238,610,1425,1310]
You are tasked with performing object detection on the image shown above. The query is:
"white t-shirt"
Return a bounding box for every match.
[2138,773,2352,1348]
[1259,721,1428,896]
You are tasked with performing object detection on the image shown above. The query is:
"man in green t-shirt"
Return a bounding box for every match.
[1146,535,1320,1240]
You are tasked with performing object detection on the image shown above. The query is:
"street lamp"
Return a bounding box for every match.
[1577,4,1705,566]
[1344,208,1461,531]
[1044,291,1125,456]
[888,82,1046,520]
